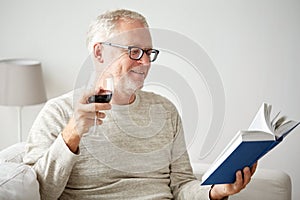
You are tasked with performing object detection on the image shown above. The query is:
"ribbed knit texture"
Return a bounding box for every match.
[24,90,212,200]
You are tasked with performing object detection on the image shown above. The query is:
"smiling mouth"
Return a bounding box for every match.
[130,70,145,76]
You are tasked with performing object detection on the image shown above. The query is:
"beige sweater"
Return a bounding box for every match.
[23,90,211,200]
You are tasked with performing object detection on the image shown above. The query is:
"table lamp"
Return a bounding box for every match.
[0,58,47,142]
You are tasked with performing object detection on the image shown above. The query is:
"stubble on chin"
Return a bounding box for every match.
[116,75,144,96]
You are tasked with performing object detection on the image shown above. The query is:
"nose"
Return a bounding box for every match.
[137,52,151,66]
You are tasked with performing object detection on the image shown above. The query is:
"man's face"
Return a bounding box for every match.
[100,20,153,95]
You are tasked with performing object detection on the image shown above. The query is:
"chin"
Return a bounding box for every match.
[117,81,143,95]
[116,73,146,93]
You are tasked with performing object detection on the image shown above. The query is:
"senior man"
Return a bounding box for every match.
[24,9,256,200]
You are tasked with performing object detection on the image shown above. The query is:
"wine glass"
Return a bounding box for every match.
[88,76,114,103]
[87,74,114,132]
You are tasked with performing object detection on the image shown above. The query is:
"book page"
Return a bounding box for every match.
[241,130,275,141]
[248,103,273,134]
[275,120,300,139]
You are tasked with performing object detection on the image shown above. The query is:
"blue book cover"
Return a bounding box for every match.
[201,103,300,185]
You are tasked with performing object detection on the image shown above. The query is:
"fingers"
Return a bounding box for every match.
[251,162,258,175]
[83,102,112,112]
[235,170,244,191]
[96,111,106,119]
[216,165,256,197]
[236,166,253,189]
[80,89,97,104]
[75,103,111,123]
[75,103,110,122]
[232,167,250,192]
[72,91,112,137]
[242,167,252,187]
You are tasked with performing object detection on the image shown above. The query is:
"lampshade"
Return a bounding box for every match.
[0,58,47,106]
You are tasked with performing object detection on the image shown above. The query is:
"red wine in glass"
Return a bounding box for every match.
[88,75,113,132]
[88,89,113,103]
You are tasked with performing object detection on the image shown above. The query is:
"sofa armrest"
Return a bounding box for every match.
[0,162,40,200]
[0,143,40,200]
[191,162,291,200]
[0,142,26,163]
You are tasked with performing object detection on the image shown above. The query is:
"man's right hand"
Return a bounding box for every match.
[62,91,111,153]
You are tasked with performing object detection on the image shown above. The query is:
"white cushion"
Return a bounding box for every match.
[230,168,291,200]
[0,142,26,163]
[0,162,40,200]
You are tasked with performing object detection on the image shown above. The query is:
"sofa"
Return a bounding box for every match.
[0,142,292,200]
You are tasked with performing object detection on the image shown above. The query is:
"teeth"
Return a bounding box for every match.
[131,70,144,74]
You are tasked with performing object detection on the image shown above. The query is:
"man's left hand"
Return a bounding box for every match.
[209,162,258,200]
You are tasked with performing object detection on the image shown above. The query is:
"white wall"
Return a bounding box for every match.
[1,0,300,198]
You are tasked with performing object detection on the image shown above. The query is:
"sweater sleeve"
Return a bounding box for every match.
[23,97,79,200]
[169,106,212,200]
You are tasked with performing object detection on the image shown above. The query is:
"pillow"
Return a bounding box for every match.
[0,142,26,163]
[0,162,40,200]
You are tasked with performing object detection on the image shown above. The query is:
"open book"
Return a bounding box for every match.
[201,103,300,185]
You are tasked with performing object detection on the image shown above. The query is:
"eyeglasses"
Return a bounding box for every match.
[100,42,159,62]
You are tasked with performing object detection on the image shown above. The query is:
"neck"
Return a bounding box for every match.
[111,90,136,105]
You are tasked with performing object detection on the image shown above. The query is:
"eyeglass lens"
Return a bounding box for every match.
[129,47,158,62]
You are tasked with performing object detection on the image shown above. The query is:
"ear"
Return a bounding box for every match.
[93,43,104,63]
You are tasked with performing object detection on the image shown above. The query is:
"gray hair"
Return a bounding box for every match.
[86,9,149,52]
